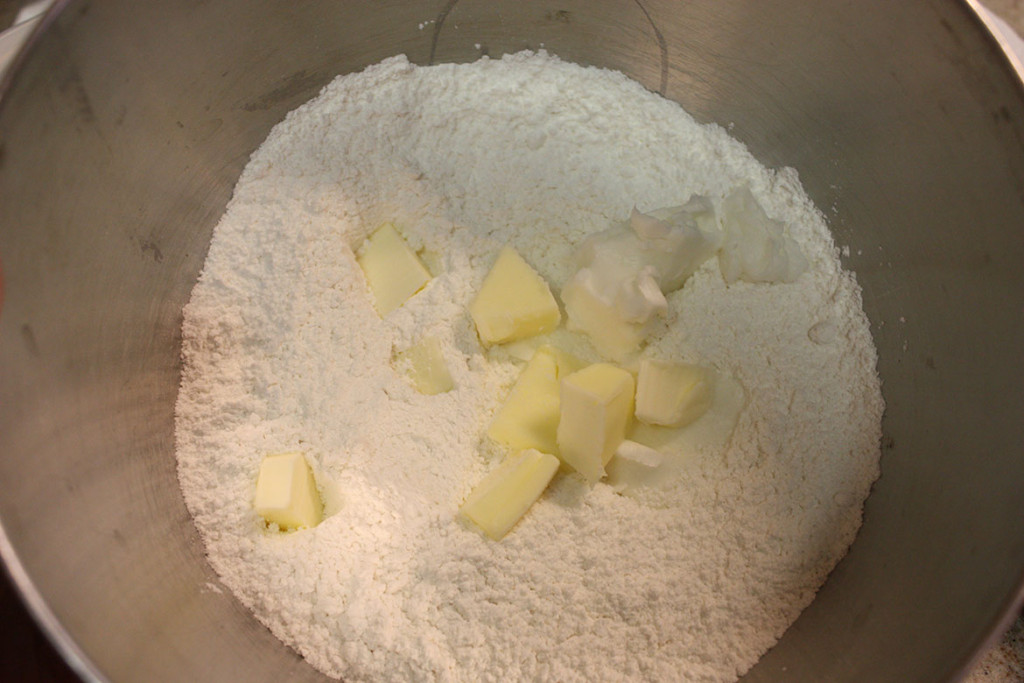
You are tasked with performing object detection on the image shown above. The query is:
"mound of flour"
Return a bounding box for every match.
[175,52,883,682]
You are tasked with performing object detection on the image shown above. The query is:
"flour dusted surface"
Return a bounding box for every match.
[175,52,883,683]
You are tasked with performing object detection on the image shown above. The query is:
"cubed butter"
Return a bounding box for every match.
[399,336,453,395]
[635,359,714,427]
[556,363,635,483]
[469,247,560,345]
[460,448,560,540]
[487,345,583,455]
[357,223,431,315]
[254,452,323,531]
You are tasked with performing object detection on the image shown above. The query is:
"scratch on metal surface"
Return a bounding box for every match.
[428,0,461,65]
[633,0,668,95]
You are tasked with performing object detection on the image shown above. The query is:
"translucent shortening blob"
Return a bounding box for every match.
[561,197,722,359]
[560,269,657,359]
[625,197,723,291]
[607,440,666,494]
[718,187,808,284]
[808,319,838,345]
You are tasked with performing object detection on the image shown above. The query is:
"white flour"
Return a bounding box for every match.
[175,52,883,682]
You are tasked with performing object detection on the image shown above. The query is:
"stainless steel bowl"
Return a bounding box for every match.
[2,1,1023,681]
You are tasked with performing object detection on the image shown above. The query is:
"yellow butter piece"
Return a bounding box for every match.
[253,452,323,531]
[487,345,583,455]
[556,363,635,483]
[399,336,453,395]
[635,359,714,427]
[357,223,431,316]
[469,247,561,345]
[460,448,560,540]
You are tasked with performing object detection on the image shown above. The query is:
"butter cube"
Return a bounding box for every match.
[556,363,635,483]
[460,448,560,540]
[399,336,453,395]
[469,247,561,345]
[254,452,323,531]
[487,346,583,455]
[635,359,714,427]
[357,223,431,315]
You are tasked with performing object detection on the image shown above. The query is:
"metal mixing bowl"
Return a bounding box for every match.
[2,1,1023,681]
